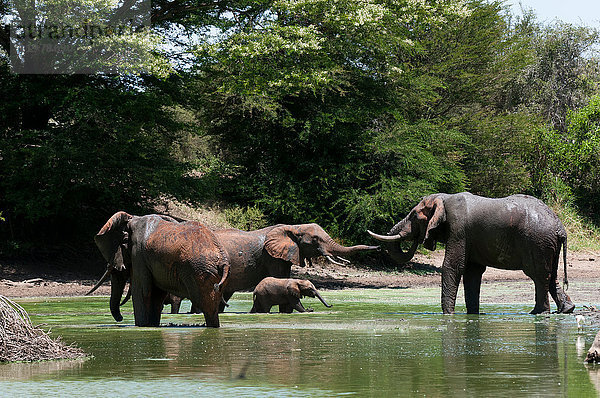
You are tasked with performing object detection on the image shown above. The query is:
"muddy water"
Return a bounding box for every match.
[3,289,600,396]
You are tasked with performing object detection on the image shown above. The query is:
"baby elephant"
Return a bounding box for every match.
[250,277,332,313]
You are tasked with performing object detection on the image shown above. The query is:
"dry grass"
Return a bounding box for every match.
[154,197,267,231]
[154,197,233,229]
[0,295,85,362]
[551,201,600,253]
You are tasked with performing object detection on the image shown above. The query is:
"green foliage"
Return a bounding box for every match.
[461,111,539,197]
[334,120,467,241]
[534,95,600,214]
[0,70,200,242]
[2,0,600,254]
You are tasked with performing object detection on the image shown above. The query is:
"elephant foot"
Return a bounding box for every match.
[529,308,550,315]
[560,302,575,314]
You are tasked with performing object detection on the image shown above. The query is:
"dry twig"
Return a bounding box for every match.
[0,295,85,362]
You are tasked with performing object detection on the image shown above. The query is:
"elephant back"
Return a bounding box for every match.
[145,219,230,290]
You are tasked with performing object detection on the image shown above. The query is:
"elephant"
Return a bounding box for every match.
[87,211,230,327]
[249,277,332,313]
[368,192,575,315]
[163,293,184,314]
[213,223,379,311]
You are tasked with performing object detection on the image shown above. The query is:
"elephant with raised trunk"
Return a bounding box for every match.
[250,277,332,313]
[87,211,229,327]
[368,192,575,315]
[214,223,378,311]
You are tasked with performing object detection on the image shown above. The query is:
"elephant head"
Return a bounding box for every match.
[368,194,446,264]
[87,211,133,322]
[264,223,379,267]
[291,279,332,308]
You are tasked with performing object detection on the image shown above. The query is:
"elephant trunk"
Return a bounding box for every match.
[120,283,132,306]
[315,291,332,308]
[110,274,127,322]
[326,238,379,256]
[387,238,419,264]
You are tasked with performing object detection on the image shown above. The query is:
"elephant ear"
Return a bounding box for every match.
[287,282,302,299]
[422,196,446,251]
[265,226,300,266]
[94,211,133,272]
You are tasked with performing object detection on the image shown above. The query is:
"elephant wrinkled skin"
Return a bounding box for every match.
[250,277,332,313]
[369,192,575,315]
[88,211,229,327]
[215,223,378,311]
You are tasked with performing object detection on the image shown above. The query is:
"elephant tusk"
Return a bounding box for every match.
[120,282,132,306]
[367,230,403,242]
[326,255,346,266]
[86,266,112,296]
[335,256,351,264]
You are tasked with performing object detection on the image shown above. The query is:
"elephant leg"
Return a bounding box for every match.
[441,242,466,314]
[198,289,221,327]
[183,278,221,327]
[131,264,165,327]
[279,303,294,313]
[463,263,486,314]
[530,277,551,314]
[549,281,575,313]
[149,287,168,325]
[291,299,312,313]
[249,302,259,313]
[250,297,271,313]
[170,296,182,314]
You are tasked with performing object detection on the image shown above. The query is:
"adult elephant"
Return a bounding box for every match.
[214,223,379,311]
[87,211,229,327]
[368,192,575,315]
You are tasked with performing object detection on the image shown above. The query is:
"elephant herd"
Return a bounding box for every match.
[89,192,575,328]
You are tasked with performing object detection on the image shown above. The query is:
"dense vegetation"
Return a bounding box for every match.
[1,0,600,257]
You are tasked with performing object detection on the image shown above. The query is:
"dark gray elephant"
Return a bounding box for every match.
[250,277,332,313]
[87,211,229,327]
[368,192,575,315]
[214,223,379,311]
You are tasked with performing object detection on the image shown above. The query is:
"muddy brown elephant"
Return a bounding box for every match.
[368,192,575,315]
[214,223,378,312]
[87,211,229,327]
[250,277,332,313]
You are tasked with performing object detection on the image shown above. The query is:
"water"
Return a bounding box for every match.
[2,289,600,397]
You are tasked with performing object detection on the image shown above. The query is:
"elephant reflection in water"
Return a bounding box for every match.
[440,318,564,393]
[158,328,306,382]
